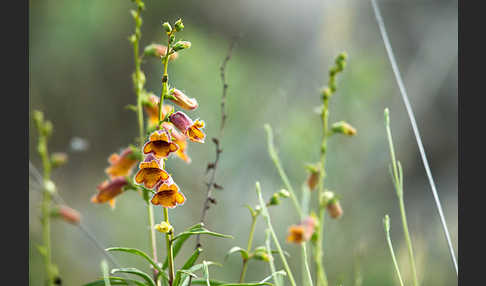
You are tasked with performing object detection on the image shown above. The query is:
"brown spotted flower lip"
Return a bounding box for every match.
[91,176,128,208]
[169,111,205,143]
[134,154,170,189]
[187,119,205,143]
[143,129,179,158]
[105,148,138,179]
[151,177,186,208]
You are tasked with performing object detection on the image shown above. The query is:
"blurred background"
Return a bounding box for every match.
[29,0,457,285]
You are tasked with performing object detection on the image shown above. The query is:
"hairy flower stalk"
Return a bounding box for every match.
[33,111,57,286]
[128,0,160,282]
[315,52,348,286]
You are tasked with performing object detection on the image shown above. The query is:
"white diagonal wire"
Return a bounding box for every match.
[371,0,458,276]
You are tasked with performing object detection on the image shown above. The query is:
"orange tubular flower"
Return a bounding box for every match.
[286,216,317,244]
[134,154,170,188]
[151,177,186,208]
[143,129,179,158]
[91,176,128,209]
[169,111,206,143]
[162,122,191,163]
[144,95,173,126]
[105,148,138,179]
[169,89,198,110]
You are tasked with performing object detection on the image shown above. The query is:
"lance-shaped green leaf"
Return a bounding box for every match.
[162,223,205,269]
[82,276,146,286]
[171,224,232,242]
[111,268,156,286]
[190,281,272,286]
[106,247,168,282]
[173,247,203,286]
[225,246,249,261]
[259,270,286,283]
[179,262,222,286]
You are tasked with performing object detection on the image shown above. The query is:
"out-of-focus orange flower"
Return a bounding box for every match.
[134,154,170,188]
[287,225,306,244]
[143,129,179,158]
[162,122,191,163]
[144,95,173,126]
[91,177,128,209]
[169,89,198,110]
[105,148,138,179]
[169,111,206,143]
[151,177,186,208]
[286,216,317,244]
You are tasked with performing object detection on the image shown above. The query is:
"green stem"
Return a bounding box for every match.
[385,110,419,286]
[384,215,405,286]
[38,131,54,286]
[158,32,173,125]
[264,124,302,218]
[398,196,418,286]
[239,216,257,282]
[256,182,297,286]
[132,4,144,147]
[163,208,175,285]
[130,4,160,285]
[302,243,314,286]
[265,229,282,286]
[315,97,329,286]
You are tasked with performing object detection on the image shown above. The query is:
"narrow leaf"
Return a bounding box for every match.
[225,246,249,261]
[163,223,205,269]
[111,268,156,286]
[174,247,203,286]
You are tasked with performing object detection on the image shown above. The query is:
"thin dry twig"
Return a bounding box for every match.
[195,39,237,249]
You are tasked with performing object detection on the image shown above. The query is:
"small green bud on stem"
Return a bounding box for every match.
[172,41,191,52]
[174,18,184,31]
[162,22,172,34]
[331,121,357,136]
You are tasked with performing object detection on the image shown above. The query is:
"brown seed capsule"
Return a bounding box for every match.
[327,200,343,219]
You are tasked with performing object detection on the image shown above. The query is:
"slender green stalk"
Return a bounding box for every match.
[385,108,419,286]
[146,197,159,285]
[158,31,174,124]
[264,124,302,218]
[302,243,314,286]
[315,95,330,286]
[383,215,405,286]
[35,113,55,286]
[256,182,297,286]
[314,53,347,286]
[265,229,283,286]
[101,259,112,286]
[131,0,145,147]
[163,208,175,285]
[239,216,257,282]
[129,3,160,284]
